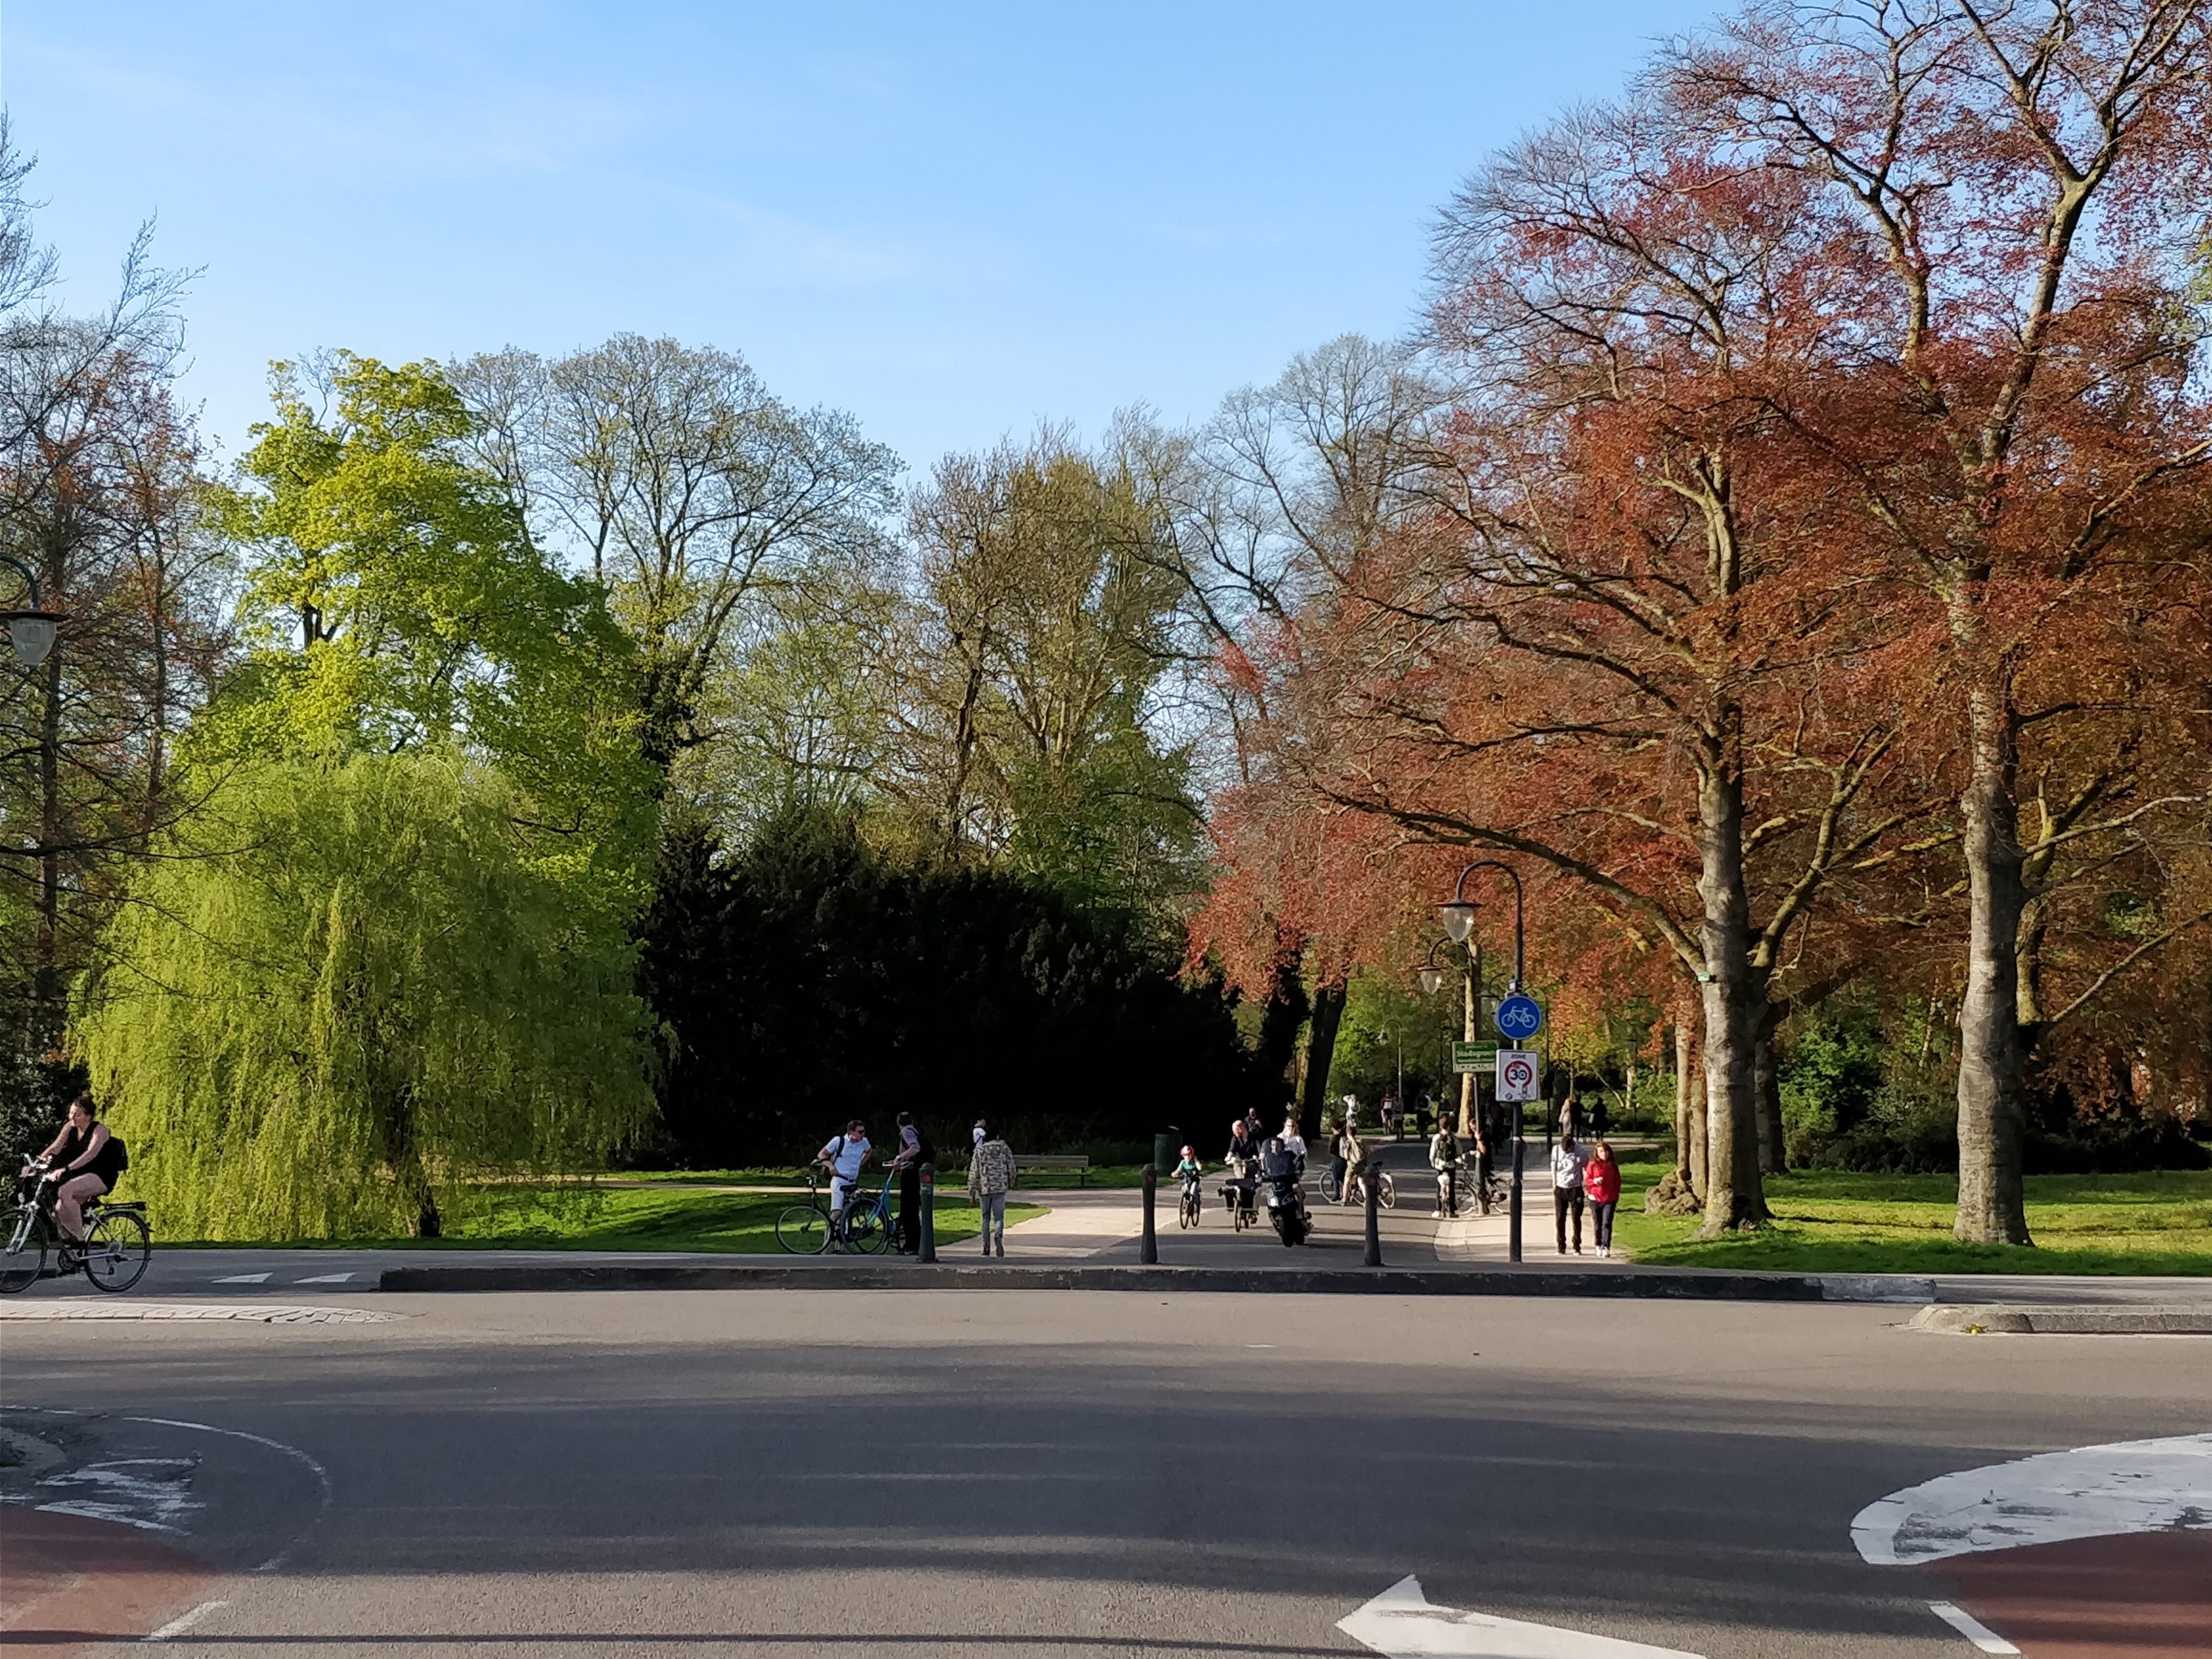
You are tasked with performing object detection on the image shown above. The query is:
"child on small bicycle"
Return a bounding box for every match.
[1173,1146,1203,1191]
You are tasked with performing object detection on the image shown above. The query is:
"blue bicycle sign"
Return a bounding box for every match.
[1494,993,1544,1041]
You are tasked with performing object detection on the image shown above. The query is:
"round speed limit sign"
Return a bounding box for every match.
[1496,1051,1541,1102]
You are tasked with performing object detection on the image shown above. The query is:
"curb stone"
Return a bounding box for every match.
[1910,1303,2212,1335]
[377,1260,1937,1303]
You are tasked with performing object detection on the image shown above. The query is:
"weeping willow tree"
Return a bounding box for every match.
[74,751,657,1238]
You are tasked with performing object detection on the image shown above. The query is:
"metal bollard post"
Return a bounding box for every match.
[1363,1165,1382,1267]
[1140,1164,1158,1264]
[919,1163,936,1263]
[1509,1104,1524,1264]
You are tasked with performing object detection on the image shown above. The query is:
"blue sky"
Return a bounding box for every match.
[6,1,1718,478]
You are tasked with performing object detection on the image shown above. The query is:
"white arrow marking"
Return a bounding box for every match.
[1851,1432,2212,1565]
[212,1272,271,1284]
[293,1272,354,1284]
[1339,1576,1705,1659]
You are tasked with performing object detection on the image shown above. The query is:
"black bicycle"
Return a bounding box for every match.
[1435,1156,1511,1217]
[1177,1174,1202,1229]
[1,1157,153,1295]
[1319,1164,1397,1209]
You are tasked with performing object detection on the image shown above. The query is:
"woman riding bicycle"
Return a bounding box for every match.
[24,1095,124,1267]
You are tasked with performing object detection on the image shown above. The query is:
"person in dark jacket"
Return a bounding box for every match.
[891,1111,925,1254]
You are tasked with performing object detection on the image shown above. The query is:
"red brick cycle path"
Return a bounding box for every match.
[0,1506,219,1655]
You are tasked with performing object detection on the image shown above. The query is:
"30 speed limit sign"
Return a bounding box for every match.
[1494,1049,1542,1102]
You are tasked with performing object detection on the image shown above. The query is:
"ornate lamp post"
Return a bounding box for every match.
[1438,860,1524,990]
[0,556,64,667]
[1436,860,1532,1260]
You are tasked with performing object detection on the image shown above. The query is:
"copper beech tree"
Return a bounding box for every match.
[1193,2,2210,1243]
[1666,0,2212,1241]
[1256,101,1936,1236]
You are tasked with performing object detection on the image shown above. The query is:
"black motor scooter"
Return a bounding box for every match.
[1260,1151,1310,1246]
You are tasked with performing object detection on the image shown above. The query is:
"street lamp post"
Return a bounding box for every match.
[0,555,64,667]
[1438,860,1532,1262]
[1438,860,1525,991]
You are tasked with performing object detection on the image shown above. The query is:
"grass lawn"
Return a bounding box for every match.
[1611,1155,2212,1275]
[610,1163,1150,1190]
[171,1184,1046,1253]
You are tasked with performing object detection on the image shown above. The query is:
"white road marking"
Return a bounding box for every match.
[144,1598,229,1642]
[32,1458,201,1532]
[212,1272,270,1284]
[127,1415,334,1573]
[1852,1432,2212,1564]
[0,1302,392,1323]
[1340,1575,1704,1659]
[1927,1602,2019,1655]
[293,1271,354,1284]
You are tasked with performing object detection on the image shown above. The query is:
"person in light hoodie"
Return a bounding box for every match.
[1550,1131,1589,1256]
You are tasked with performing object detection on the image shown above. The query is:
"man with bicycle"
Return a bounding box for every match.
[1429,1115,1460,1218]
[815,1121,872,1250]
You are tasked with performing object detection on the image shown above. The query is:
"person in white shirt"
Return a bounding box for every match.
[816,1120,872,1249]
[1551,1133,1589,1256]
[1278,1117,1307,1176]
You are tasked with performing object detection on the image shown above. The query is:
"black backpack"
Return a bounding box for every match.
[110,1134,129,1173]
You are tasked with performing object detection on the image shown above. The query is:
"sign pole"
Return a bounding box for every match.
[1509,1102,1524,1263]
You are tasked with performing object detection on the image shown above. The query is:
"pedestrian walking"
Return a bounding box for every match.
[968,1121,1016,1257]
[891,1111,924,1254]
[1551,1131,1588,1255]
[1590,1095,1610,1138]
[1585,1138,1621,1259]
[1428,1118,1460,1217]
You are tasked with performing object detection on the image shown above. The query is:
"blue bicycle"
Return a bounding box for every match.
[837,1169,899,1254]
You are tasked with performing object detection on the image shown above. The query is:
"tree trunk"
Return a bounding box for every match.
[1457,964,1478,1138]
[1753,1003,1786,1175]
[1673,1021,1695,1188]
[1954,680,2033,1245]
[1694,744,1768,1234]
[1298,981,1347,1136]
[1254,931,1310,1130]
[1688,1065,1708,1201]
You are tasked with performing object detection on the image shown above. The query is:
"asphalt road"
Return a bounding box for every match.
[4,1288,2205,1657]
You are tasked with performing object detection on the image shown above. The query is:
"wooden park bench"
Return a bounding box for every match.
[1013,1154,1091,1187]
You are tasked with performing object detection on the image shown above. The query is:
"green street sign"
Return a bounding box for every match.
[1452,1041,1499,1074]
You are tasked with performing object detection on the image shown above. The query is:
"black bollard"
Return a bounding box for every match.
[1363,1164,1382,1267]
[1140,1164,1158,1264]
[919,1163,936,1263]
[1508,1103,1524,1264]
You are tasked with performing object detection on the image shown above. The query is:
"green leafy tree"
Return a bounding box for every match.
[205,352,653,896]
[74,752,656,1238]
[897,429,1202,917]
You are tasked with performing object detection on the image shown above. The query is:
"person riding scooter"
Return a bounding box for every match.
[1258,1134,1310,1245]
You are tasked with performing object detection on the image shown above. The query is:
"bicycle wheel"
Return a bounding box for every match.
[1319,1168,1342,1204]
[775,1203,829,1254]
[0,1202,49,1293]
[845,1206,890,1254]
[1179,1190,1199,1229]
[82,1209,151,1293]
[1377,1172,1397,1210]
